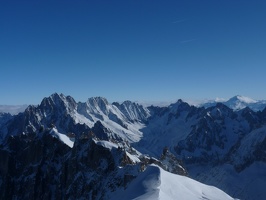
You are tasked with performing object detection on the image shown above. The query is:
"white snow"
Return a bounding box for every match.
[72,99,147,143]
[201,95,266,111]
[95,140,118,150]
[110,165,235,200]
[126,151,140,163]
[235,95,257,104]
[49,128,74,148]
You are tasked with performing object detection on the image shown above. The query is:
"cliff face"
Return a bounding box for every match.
[0,131,69,199]
[0,130,119,200]
[0,128,188,200]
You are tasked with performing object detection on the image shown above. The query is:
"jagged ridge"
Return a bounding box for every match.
[1,93,266,199]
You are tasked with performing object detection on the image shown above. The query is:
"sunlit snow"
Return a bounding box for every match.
[50,128,74,148]
[110,165,236,200]
[94,139,118,150]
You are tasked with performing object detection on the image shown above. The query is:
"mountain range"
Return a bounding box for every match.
[1,93,266,199]
[201,95,266,111]
[1,95,266,115]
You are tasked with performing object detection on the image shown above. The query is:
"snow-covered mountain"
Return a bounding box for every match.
[1,93,266,199]
[0,126,230,200]
[186,119,266,198]
[202,95,266,111]
[0,93,149,143]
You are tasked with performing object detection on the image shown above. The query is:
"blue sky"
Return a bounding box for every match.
[1,0,266,105]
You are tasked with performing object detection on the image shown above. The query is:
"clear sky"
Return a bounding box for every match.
[1,0,266,105]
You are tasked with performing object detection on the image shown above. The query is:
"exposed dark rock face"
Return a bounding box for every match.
[1,94,83,141]
[0,130,130,200]
[159,147,188,176]
[0,129,188,200]
[0,131,70,200]
[91,121,113,141]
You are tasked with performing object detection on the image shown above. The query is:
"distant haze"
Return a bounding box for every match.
[0,105,28,115]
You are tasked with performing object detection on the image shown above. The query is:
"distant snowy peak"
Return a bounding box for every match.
[169,99,191,112]
[230,95,257,104]
[40,93,77,112]
[135,100,173,107]
[202,95,266,111]
[5,93,151,144]
[226,95,257,110]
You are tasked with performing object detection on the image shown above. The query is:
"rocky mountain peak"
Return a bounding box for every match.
[40,93,77,113]
[169,99,190,112]
[113,100,150,122]
[86,97,109,114]
[160,147,188,176]
[229,95,257,104]
[87,96,109,106]
[202,95,266,112]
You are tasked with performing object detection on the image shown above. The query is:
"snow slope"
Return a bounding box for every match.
[110,165,236,200]
[76,97,150,143]
[49,128,74,148]
[189,162,266,200]
[135,101,199,156]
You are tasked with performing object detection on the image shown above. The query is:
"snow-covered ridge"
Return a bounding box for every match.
[49,127,74,148]
[110,165,236,200]
[2,93,150,144]
[234,95,257,104]
[1,94,265,115]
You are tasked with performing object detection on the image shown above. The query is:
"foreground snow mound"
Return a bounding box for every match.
[111,165,235,200]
